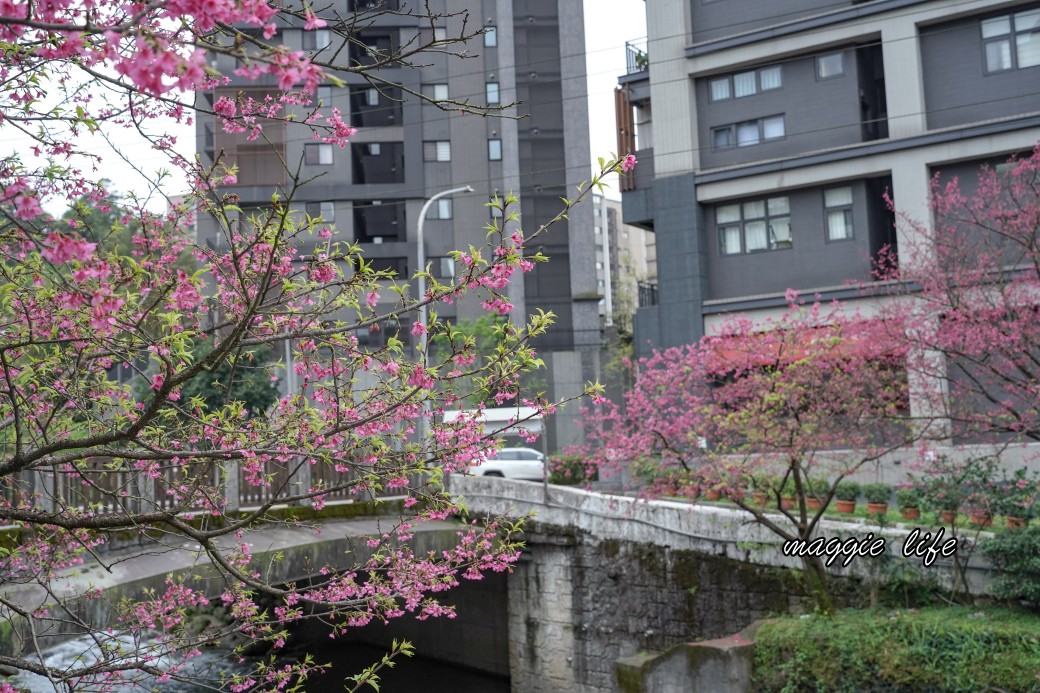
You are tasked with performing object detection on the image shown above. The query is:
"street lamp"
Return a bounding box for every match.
[415,185,473,443]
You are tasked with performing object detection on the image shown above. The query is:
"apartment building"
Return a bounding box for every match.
[196,0,596,452]
[617,0,1040,356]
[592,193,657,329]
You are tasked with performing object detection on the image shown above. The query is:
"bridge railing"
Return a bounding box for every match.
[0,455,409,519]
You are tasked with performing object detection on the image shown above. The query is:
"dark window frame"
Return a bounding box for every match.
[711,114,786,150]
[982,8,1040,74]
[716,196,792,256]
[707,64,783,102]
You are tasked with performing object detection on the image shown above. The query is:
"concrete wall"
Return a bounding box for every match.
[696,50,864,170]
[451,475,996,693]
[921,9,1040,130]
[703,180,878,300]
[651,173,705,349]
[689,0,853,44]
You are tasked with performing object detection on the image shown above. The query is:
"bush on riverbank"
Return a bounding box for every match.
[753,606,1040,692]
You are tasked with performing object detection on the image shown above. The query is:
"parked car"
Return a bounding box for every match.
[469,447,545,481]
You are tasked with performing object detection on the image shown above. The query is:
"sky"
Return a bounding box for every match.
[584,0,648,197]
[18,1,647,213]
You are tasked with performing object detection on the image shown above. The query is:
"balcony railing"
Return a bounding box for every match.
[625,39,648,75]
[637,281,658,308]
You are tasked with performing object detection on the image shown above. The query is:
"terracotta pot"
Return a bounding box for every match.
[971,512,992,528]
[941,510,957,525]
[1006,516,1027,530]
[806,497,823,511]
[867,502,888,517]
[900,507,921,521]
[704,489,721,501]
[751,491,768,507]
[780,496,796,510]
[835,500,856,514]
[730,489,746,502]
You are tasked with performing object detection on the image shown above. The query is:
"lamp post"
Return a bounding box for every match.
[415,185,473,444]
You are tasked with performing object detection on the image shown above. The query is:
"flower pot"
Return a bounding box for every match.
[941,510,957,525]
[867,502,888,517]
[835,500,856,514]
[1006,515,1027,530]
[730,489,746,502]
[806,497,823,511]
[970,512,992,528]
[704,489,721,501]
[900,507,921,521]
[751,491,768,507]
[780,496,796,510]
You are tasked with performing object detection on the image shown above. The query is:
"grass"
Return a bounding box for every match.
[753,606,1040,692]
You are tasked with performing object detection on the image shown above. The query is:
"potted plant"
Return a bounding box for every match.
[896,485,923,521]
[924,477,962,525]
[863,482,891,517]
[803,476,826,511]
[750,477,770,507]
[999,470,1036,530]
[834,481,860,514]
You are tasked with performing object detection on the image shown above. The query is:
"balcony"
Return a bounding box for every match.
[625,38,648,75]
[637,281,658,308]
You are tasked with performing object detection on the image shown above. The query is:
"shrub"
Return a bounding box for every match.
[548,453,598,485]
[895,485,924,509]
[753,607,1040,692]
[980,526,1040,611]
[862,483,891,504]
[923,477,963,512]
[835,481,860,502]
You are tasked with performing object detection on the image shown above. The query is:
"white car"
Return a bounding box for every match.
[469,447,545,481]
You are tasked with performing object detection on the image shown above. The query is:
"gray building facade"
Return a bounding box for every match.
[197,0,596,453]
[618,0,1040,357]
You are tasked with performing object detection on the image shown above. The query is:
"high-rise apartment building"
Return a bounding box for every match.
[592,193,657,330]
[196,1,596,452]
[617,0,1040,356]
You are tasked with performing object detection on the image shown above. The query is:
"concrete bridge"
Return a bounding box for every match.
[447,475,993,692]
[1,478,994,692]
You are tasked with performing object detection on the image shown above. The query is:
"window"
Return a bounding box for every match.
[367,143,381,156]
[423,141,451,162]
[717,196,791,255]
[431,256,456,278]
[709,77,731,101]
[305,143,333,165]
[484,26,497,47]
[365,88,379,106]
[490,202,503,220]
[488,138,502,160]
[824,187,854,241]
[317,86,332,104]
[486,82,500,104]
[303,29,331,51]
[306,201,335,221]
[427,199,452,220]
[424,83,449,100]
[596,261,604,270]
[708,64,783,101]
[712,115,785,150]
[816,52,844,79]
[983,9,1040,72]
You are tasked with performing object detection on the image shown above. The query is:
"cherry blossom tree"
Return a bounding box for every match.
[578,295,912,608]
[882,145,1040,447]
[0,1,629,689]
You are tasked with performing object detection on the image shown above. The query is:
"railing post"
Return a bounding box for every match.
[224,460,240,513]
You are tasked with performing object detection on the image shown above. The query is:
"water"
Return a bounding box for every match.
[11,634,509,692]
[288,640,509,693]
[11,633,243,692]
